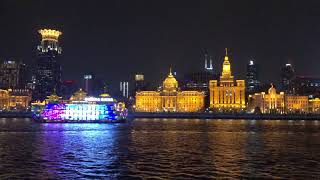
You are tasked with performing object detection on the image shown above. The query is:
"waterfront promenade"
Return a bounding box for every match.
[131,112,320,120]
[2,111,320,120]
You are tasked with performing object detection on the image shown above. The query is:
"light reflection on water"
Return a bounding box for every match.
[0,118,320,179]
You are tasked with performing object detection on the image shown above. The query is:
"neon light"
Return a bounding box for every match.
[84,97,114,102]
[40,103,123,121]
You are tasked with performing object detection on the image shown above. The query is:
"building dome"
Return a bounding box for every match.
[163,68,178,92]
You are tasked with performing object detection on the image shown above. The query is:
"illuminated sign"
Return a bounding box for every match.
[84,97,114,102]
[41,103,118,120]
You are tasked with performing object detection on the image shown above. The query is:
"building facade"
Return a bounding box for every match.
[248,85,285,114]
[0,60,27,89]
[135,69,205,112]
[209,49,246,111]
[248,84,309,114]
[285,95,309,114]
[0,89,32,111]
[33,29,62,101]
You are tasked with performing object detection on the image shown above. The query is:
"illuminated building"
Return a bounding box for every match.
[309,98,320,113]
[33,29,62,101]
[184,49,216,91]
[285,95,309,114]
[82,74,106,96]
[135,68,205,112]
[209,49,246,111]
[0,89,32,111]
[246,59,260,94]
[84,74,93,93]
[248,84,285,114]
[120,81,129,98]
[204,49,213,73]
[134,74,146,92]
[280,63,295,94]
[0,60,27,89]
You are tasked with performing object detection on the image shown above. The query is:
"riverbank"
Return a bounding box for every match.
[0,112,33,118]
[1,111,320,120]
[131,112,320,120]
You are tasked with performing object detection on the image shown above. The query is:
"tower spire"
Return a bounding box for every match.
[205,54,208,69]
[169,67,172,75]
[224,48,229,61]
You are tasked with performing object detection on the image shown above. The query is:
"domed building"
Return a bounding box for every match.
[135,68,205,112]
[162,69,178,92]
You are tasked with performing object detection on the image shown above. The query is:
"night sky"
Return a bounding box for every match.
[1,0,320,93]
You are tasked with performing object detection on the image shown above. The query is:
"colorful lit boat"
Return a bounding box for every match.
[32,90,127,123]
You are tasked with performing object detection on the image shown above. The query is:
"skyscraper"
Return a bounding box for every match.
[280,63,295,94]
[134,74,145,92]
[204,49,213,73]
[84,74,93,94]
[0,60,27,88]
[246,60,260,94]
[33,29,62,101]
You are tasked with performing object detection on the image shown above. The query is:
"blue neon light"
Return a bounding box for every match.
[40,103,118,121]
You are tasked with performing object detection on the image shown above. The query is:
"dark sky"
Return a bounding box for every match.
[1,0,320,92]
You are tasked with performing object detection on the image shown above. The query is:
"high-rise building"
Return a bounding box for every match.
[246,59,260,94]
[120,81,129,98]
[84,74,93,94]
[209,48,246,111]
[0,60,27,88]
[280,63,295,94]
[33,29,62,101]
[204,49,213,73]
[183,49,217,91]
[134,74,145,92]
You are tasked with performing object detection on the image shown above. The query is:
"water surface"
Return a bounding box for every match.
[0,118,320,179]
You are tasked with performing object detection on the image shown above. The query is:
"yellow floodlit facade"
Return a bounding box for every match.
[285,95,309,113]
[135,69,205,112]
[0,89,32,110]
[309,98,320,113]
[38,29,62,42]
[248,85,285,113]
[209,49,246,111]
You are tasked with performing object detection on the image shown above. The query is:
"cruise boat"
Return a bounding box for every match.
[32,89,127,123]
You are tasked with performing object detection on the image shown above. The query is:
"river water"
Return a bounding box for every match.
[0,118,320,179]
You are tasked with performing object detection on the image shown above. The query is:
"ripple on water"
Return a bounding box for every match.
[0,118,320,179]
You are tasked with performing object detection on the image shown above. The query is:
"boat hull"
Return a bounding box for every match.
[33,117,126,123]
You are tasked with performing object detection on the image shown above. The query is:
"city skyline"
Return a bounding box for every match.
[1,0,320,91]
